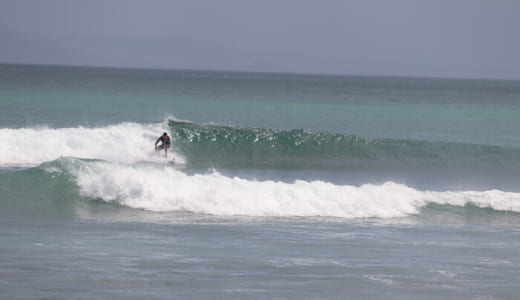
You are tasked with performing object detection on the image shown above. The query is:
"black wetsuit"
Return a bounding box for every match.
[156,135,171,149]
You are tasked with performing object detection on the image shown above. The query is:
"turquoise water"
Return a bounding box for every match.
[2,64,519,146]
[1,63,520,299]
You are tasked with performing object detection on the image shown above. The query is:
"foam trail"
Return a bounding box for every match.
[56,159,520,218]
[0,122,184,166]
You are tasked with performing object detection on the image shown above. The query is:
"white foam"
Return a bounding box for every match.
[60,160,520,218]
[0,122,184,166]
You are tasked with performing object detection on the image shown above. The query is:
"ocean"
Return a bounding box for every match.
[1,63,519,299]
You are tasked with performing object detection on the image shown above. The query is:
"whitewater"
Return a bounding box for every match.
[69,160,520,217]
[0,121,180,166]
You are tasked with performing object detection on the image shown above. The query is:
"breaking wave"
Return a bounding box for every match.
[2,158,518,219]
[2,119,520,172]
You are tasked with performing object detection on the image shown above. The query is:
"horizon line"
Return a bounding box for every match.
[1,61,519,82]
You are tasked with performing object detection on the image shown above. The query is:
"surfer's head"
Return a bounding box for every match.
[163,132,168,136]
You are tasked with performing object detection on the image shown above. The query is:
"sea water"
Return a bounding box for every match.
[1,63,520,299]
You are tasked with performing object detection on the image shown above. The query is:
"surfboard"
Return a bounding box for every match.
[134,160,175,168]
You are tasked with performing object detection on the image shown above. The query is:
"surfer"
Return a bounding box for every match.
[155,132,171,157]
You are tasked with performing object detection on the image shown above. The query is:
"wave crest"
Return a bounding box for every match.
[169,120,520,170]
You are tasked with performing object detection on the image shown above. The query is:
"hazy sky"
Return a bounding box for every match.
[1,0,519,79]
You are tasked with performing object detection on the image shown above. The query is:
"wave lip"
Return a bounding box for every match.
[41,158,520,219]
